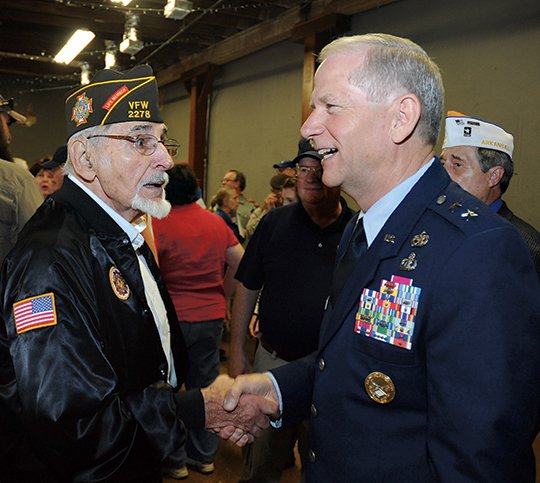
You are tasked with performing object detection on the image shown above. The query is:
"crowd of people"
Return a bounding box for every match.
[0,31,539,483]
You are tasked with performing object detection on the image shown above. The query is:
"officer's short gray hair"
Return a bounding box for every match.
[319,33,444,146]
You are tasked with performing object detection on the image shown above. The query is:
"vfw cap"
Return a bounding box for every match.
[64,64,163,139]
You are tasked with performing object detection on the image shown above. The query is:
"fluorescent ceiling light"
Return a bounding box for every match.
[54,29,95,64]
[80,62,91,85]
[111,0,134,5]
[119,13,144,55]
[164,0,193,20]
[104,40,118,69]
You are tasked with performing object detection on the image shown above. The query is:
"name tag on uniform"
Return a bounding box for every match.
[354,275,421,350]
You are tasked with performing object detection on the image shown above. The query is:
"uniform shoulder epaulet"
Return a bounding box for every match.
[429,182,504,235]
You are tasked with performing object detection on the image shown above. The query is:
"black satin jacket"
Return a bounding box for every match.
[0,178,202,482]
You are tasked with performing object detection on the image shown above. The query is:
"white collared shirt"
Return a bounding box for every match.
[68,174,177,387]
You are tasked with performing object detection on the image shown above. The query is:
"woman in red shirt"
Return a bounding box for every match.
[153,164,244,478]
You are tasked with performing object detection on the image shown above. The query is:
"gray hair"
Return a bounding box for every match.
[64,124,113,176]
[477,148,514,194]
[319,33,444,145]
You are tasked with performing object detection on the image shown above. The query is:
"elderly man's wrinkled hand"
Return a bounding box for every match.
[201,375,278,447]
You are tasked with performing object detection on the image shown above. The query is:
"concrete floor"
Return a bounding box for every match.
[163,439,301,483]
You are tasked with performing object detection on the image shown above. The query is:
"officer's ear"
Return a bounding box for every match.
[487,165,504,188]
[69,138,96,182]
[390,93,421,144]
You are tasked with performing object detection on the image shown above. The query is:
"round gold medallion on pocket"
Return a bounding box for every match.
[364,371,395,404]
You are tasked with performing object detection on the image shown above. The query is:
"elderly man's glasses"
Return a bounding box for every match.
[87,134,180,157]
[297,166,323,178]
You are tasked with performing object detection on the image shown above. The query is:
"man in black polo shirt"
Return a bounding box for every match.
[228,139,354,482]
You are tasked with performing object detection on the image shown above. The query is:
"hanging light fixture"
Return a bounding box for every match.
[54,29,95,64]
[104,40,118,69]
[119,12,144,55]
[80,62,91,85]
[164,0,193,20]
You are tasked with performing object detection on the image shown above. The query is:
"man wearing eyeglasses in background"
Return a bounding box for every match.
[0,66,276,483]
[228,138,354,482]
[0,94,42,263]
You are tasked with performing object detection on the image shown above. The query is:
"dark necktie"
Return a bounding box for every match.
[330,217,367,304]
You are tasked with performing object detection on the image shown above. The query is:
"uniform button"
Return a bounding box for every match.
[142,308,149,316]
[317,242,323,248]
[308,449,316,463]
[122,238,129,245]
[318,358,325,371]
[310,403,318,417]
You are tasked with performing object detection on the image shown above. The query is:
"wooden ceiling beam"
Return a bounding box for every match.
[0,57,78,78]
[157,0,398,86]
[0,1,182,41]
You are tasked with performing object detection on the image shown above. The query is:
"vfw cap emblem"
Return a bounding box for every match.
[71,93,93,127]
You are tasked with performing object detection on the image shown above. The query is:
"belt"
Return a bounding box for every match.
[259,339,293,362]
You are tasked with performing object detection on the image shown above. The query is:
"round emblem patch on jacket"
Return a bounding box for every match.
[109,266,130,300]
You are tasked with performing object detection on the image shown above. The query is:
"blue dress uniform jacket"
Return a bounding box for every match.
[0,178,202,482]
[272,160,540,482]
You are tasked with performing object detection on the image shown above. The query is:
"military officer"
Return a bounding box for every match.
[224,34,540,482]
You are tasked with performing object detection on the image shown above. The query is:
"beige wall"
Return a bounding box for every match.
[10,88,67,165]
[161,0,540,227]
[351,0,540,227]
[10,0,540,228]
[158,41,304,204]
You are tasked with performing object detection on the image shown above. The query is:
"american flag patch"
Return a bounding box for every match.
[13,293,57,334]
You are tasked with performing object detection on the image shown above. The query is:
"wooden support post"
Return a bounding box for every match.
[182,63,217,196]
[292,13,351,124]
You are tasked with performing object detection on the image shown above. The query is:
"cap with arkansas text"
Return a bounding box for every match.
[64,64,163,139]
[442,110,514,158]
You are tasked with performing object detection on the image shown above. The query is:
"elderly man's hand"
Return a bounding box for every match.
[201,374,279,447]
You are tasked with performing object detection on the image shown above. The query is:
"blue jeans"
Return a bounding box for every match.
[168,319,223,466]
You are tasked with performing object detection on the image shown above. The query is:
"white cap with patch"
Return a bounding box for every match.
[442,111,514,159]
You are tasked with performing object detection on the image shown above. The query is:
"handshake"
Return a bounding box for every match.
[201,373,278,447]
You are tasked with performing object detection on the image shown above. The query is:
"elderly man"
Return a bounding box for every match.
[224,34,540,482]
[0,66,275,483]
[229,139,353,481]
[441,111,540,278]
[0,94,42,262]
